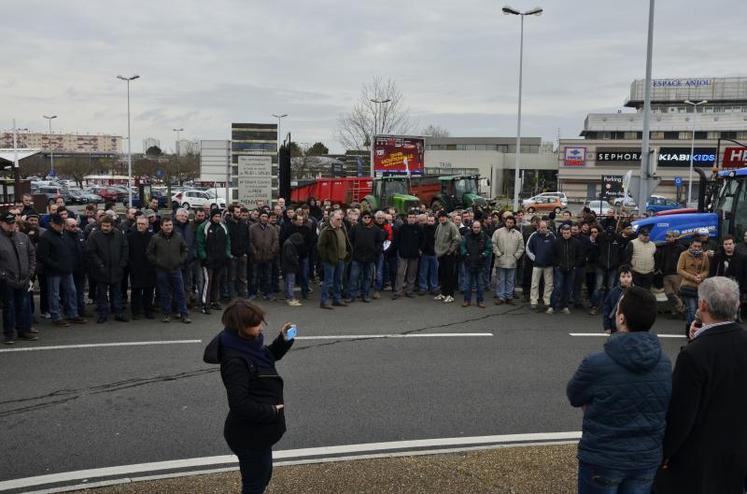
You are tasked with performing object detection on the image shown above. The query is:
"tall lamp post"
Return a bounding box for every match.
[684,99,707,204]
[173,127,183,185]
[117,74,140,207]
[502,5,543,212]
[272,114,287,190]
[42,115,58,177]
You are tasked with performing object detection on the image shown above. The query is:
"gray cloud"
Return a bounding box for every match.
[2,0,745,152]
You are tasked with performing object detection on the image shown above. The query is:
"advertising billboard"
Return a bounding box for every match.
[722,146,747,169]
[237,155,273,208]
[563,146,586,167]
[657,147,716,167]
[373,135,425,175]
[601,175,624,198]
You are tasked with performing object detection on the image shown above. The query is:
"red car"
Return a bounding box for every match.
[90,186,121,203]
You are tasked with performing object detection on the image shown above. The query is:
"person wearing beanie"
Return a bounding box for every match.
[197,208,231,314]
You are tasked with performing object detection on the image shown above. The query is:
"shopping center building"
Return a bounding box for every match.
[558,77,747,202]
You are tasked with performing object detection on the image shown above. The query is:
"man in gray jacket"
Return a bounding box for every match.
[434,211,461,304]
[492,215,525,305]
[146,217,190,324]
[0,211,37,344]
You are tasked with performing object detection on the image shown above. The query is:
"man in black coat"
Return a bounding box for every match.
[37,214,86,327]
[226,205,250,299]
[655,276,747,494]
[64,218,88,319]
[392,210,424,300]
[86,216,129,323]
[709,235,746,298]
[348,211,385,303]
[127,216,156,320]
[550,224,580,314]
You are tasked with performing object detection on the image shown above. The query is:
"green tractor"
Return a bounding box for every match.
[428,175,489,212]
[361,176,421,213]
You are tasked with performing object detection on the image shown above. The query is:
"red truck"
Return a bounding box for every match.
[291,177,372,206]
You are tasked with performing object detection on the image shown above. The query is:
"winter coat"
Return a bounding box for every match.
[709,250,746,294]
[394,223,424,259]
[226,218,250,258]
[174,219,197,264]
[37,228,74,276]
[602,284,626,331]
[567,331,672,470]
[574,235,591,268]
[127,230,156,288]
[677,250,710,290]
[203,331,293,450]
[434,220,461,258]
[86,229,128,284]
[249,223,279,263]
[422,223,437,256]
[281,233,304,274]
[64,229,87,277]
[656,242,685,276]
[597,231,624,271]
[526,231,556,268]
[317,224,352,265]
[282,223,313,259]
[197,221,231,269]
[553,236,580,272]
[460,231,492,272]
[350,223,386,263]
[492,227,525,269]
[146,230,188,273]
[655,322,747,494]
[0,230,36,289]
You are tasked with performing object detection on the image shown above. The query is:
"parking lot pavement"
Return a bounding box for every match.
[68,443,578,494]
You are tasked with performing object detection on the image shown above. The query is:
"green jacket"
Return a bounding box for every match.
[317,224,352,265]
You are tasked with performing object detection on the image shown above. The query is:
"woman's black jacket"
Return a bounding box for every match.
[203,331,293,449]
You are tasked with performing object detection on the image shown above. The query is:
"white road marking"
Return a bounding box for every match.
[296,333,493,340]
[0,340,203,353]
[0,432,581,492]
[569,333,685,338]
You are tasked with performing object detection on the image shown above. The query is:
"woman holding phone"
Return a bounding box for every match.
[204,299,295,494]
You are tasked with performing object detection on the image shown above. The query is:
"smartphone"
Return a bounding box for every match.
[286,325,297,340]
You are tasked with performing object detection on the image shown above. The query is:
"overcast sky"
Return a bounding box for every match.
[2,0,745,153]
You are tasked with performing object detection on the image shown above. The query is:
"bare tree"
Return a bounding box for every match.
[337,76,413,151]
[422,124,450,138]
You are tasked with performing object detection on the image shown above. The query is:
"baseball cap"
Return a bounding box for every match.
[1,211,16,223]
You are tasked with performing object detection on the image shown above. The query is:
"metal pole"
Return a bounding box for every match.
[126,79,133,207]
[512,14,525,212]
[49,118,54,176]
[639,0,655,209]
[225,139,230,207]
[12,119,20,192]
[688,113,695,204]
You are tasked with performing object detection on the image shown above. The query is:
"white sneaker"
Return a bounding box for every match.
[561,307,571,314]
[545,307,555,314]
[443,295,454,303]
[287,299,302,307]
[434,294,445,301]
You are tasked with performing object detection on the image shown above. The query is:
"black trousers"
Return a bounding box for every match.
[131,286,154,316]
[633,271,654,289]
[438,254,457,297]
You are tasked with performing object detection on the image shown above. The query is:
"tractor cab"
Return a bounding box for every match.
[713,168,747,241]
[363,176,420,213]
[440,175,487,210]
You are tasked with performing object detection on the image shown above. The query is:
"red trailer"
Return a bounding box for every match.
[291,177,372,206]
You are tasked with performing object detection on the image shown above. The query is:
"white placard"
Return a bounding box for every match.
[238,155,272,207]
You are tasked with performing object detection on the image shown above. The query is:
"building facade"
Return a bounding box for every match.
[0,131,122,155]
[424,136,558,198]
[558,77,747,202]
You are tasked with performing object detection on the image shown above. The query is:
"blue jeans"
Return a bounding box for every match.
[592,267,618,307]
[96,281,123,317]
[48,273,79,321]
[578,462,658,494]
[464,269,484,304]
[495,267,516,301]
[418,255,439,292]
[284,272,296,300]
[683,294,698,327]
[349,260,373,299]
[552,268,574,310]
[156,270,187,316]
[321,261,344,305]
[1,281,32,338]
[482,255,492,290]
[231,446,273,494]
[299,257,310,297]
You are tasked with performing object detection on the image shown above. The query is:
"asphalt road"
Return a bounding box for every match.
[0,292,687,484]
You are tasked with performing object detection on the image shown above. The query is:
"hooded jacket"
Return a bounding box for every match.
[281,233,304,274]
[350,222,386,263]
[86,228,128,283]
[0,229,36,289]
[203,330,293,449]
[127,229,156,288]
[37,228,74,276]
[553,235,580,272]
[567,331,672,470]
[434,220,461,258]
[526,230,556,268]
[146,230,188,273]
[197,220,231,268]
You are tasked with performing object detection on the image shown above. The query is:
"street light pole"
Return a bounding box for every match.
[684,99,707,204]
[502,5,543,212]
[43,115,58,177]
[638,0,655,210]
[272,114,288,188]
[117,74,140,207]
[173,127,183,185]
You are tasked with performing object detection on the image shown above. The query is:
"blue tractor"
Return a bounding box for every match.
[632,168,747,244]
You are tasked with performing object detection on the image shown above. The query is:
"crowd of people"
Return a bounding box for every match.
[1,191,746,344]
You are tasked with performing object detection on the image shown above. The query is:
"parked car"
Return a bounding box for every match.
[523,196,564,214]
[532,192,568,207]
[80,191,103,204]
[585,200,615,216]
[123,191,169,209]
[89,186,123,203]
[171,189,226,210]
[645,195,680,214]
[612,195,637,208]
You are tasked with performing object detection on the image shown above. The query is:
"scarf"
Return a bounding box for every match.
[219,329,275,373]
